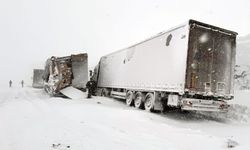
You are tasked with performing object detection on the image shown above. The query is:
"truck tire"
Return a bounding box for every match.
[144,93,155,112]
[134,92,145,109]
[126,91,134,106]
[101,89,106,96]
[101,88,110,97]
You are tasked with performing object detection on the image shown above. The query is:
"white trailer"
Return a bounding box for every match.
[94,20,237,112]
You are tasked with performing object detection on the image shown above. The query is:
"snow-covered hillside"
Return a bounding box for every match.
[0,87,250,150]
[237,35,250,65]
[235,35,250,89]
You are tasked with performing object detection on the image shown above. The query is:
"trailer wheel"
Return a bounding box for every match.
[126,91,134,106]
[134,92,145,109]
[144,93,155,112]
[101,89,106,96]
[101,88,110,97]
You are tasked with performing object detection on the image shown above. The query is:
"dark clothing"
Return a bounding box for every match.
[86,81,96,98]
[21,80,24,88]
[9,80,12,88]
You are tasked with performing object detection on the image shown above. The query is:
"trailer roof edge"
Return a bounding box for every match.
[189,19,238,36]
[101,19,238,58]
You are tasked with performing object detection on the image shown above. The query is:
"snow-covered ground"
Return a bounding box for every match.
[0,87,250,150]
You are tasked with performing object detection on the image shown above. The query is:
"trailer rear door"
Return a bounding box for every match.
[185,23,236,98]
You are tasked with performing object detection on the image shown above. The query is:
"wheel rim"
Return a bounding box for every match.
[145,98,152,108]
[145,93,154,111]
[134,92,144,109]
[101,89,105,96]
[134,96,141,107]
[126,91,133,106]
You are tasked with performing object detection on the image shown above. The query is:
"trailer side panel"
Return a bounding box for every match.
[98,24,190,93]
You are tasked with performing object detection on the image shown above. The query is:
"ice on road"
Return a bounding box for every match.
[0,87,250,150]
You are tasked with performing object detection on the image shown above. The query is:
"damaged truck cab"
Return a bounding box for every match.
[43,53,88,96]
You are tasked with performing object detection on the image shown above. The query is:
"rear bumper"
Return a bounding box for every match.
[181,98,229,112]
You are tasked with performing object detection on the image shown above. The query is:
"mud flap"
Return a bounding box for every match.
[154,92,163,111]
[60,86,86,99]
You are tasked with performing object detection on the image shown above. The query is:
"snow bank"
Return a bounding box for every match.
[196,104,250,123]
[226,90,250,123]
[191,90,250,123]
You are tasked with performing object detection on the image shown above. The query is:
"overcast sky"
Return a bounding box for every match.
[0,0,250,86]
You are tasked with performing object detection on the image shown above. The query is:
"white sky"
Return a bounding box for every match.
[0,0,250,86]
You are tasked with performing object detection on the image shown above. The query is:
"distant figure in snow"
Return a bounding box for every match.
[86,78,97,98]
[21,80,24,88]
[9,80,12,88]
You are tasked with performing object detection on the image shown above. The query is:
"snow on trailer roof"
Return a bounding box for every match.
[189,19,238,36]
[101,19,238,58]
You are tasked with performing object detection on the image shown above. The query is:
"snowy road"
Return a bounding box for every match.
[0,87,250,150]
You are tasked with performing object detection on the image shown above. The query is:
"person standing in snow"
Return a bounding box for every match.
[21,80,24,88]
[9,80,12,88]
[86,78,97,98]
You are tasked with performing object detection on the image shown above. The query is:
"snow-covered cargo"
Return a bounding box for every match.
[94,20,237,112]
[43,53,88,96]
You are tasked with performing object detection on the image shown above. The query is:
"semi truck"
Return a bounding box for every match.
[43,53,88,96]
[93,20,237,112]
